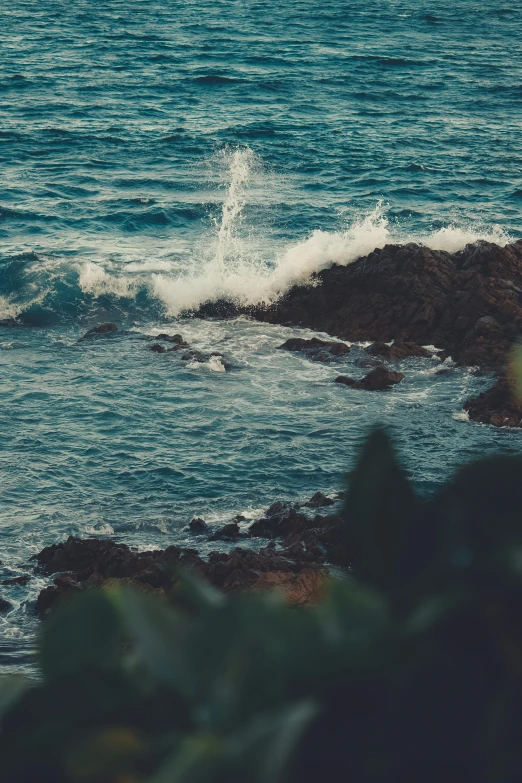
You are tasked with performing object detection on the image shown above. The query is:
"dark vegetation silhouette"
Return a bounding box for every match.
[1,430,522,782]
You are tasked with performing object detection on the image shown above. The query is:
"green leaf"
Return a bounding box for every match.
[146,734,225,783]
[344,429,419,595]
[230,701,317,783]
[118,587,193,697]
[39,589,122,681]
[433,455,522,580]
[0,676,30,720]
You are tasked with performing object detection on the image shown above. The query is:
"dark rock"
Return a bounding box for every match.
[249,240,522,371]
[209,522,242,541]
[278,337,350,362]
[353,356,383,369]
[34,577,82,616]
[304,492,335,508]
[436,368,453,376]
[464,374,522,428]
[250,508,310,539]
[265,501,292,518]
[334,375,357,387]
[150,343,166,353]
[181,350,210,363]
[336,365,404,391]
[189,518,207,534]
[367,340,431,360]
[154,333,184,343]
[80,323,118,340]
[0,597,11,613]
[1,575,30,586]
[358,366,405,390]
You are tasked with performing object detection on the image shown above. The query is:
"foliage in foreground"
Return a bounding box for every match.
[2,431,522,782]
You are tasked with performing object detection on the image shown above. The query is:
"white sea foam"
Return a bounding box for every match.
[452,410,470,422]
[76,146,514,316]
[0,295,21,320]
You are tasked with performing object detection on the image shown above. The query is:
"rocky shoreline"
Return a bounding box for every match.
[28,493,346,615]
[201,239,522,427]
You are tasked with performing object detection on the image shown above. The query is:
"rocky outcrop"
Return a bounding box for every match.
[335,366,404,391]
[79,323,119,340]
[31,524,336,615]
[464,374,522,427]
[278,337,350,362]
[248,240,522,371]
[366,341,432,360]
[150,333,190,353]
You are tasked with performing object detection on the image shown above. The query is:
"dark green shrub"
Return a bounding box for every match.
[1,430,522,782]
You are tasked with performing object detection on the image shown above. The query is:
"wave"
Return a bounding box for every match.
[0,147,514,325]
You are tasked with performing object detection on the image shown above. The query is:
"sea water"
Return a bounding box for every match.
[1,0,522,669]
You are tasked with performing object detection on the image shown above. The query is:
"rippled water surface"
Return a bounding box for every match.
[1,0,522,669]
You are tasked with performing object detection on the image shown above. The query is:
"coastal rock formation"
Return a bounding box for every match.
[464,375,522,428]
[278,337,350,362]
[31,529,333,615]
[366,340,432,360]
[79,322,119,340]
[335,366,404,391]
[250,240,522,371]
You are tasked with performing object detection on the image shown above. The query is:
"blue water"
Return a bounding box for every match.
[1,0,522,669]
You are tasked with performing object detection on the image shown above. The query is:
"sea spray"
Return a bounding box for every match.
[3,149,515,322]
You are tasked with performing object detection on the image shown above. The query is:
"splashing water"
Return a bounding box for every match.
[9,147,515,322]
[212,147,256,277]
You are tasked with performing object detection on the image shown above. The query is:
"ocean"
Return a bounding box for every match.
[1,0,522,669]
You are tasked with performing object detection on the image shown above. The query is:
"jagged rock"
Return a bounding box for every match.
[335,365,404,391]
[250,240,522,371]
[304,492,335,508]
[265,501,293,518]
[278,337,350,362]
[367,340,431,360]
[464,375,522,428]
[80,323,118,340]
[31,529,333,614]
[1,575,30,586]
[154,333,185,343]
[209,522,242,541]
[189,518,207,534]
[150,343,166,353]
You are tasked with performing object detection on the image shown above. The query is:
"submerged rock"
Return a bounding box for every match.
[1,575,30,586]
[464,375,522,428]
[154,333,185,343]
[367,340,431,360]
[278,337,350,362]
[80,323,119,340]
[304,492,335,508]
[335,365,404,391]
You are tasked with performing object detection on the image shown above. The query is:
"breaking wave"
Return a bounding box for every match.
[0,147,514,324]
